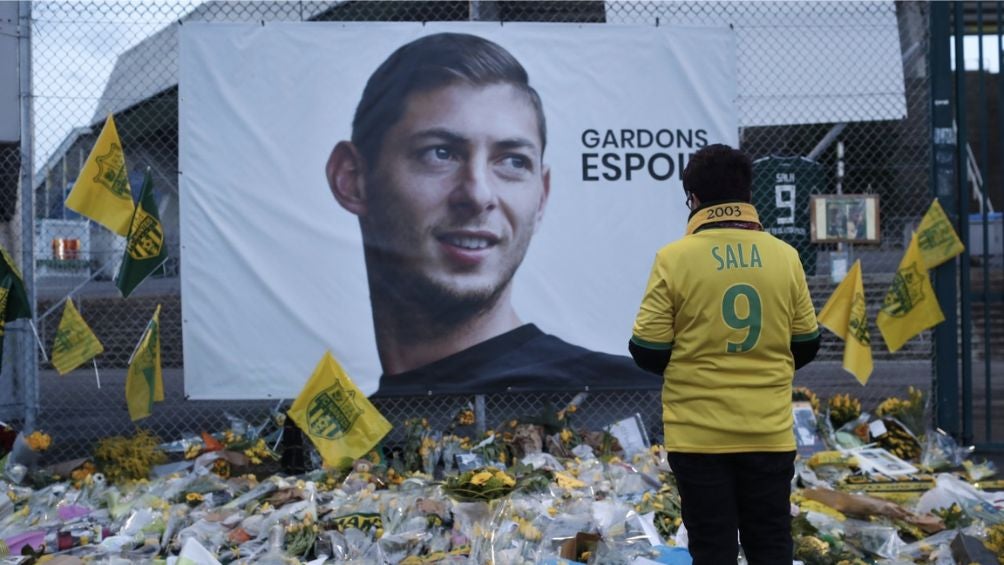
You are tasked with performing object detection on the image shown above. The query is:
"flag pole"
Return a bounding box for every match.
[92,358,101,389]
[27,320,49,363]
[37,260,114,322]
[126,319,154,366]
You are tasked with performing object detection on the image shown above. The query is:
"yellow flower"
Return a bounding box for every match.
[457,409,476,426]
[517,519,542,541]
[469,471,494,486]
[494,470,516,487]
[419,437,436,457]
[554,472,586,489]
[560,428,573,444]
[186,492,204,504]
[26,431,52,452]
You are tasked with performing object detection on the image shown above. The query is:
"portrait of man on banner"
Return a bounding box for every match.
[179,22,737,400]
[325,32,655,396]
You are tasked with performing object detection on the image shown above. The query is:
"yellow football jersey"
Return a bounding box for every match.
[632,223,818,453]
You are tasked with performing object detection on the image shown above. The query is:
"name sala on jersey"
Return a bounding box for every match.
[711,243,762,271]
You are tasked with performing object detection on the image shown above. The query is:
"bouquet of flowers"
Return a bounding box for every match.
[875,387,926,438]
[2,429,52,483]
[93,429,167,484]
[827,393,862,429]
[443,466,516,502]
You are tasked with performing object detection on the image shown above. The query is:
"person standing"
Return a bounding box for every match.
[629,144,820,564]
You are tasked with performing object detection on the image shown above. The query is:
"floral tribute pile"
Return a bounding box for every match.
[0,389,1002,564]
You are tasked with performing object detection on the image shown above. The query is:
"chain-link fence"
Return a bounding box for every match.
[16,1,947,460]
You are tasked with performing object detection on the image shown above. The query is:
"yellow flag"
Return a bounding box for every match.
[876,235,945,352]
[125,305,163,421]
[51,298,104,375]
[818,260,873,385]
[915,199,964,269]
[288,351,391,468]
[65,115,136,236]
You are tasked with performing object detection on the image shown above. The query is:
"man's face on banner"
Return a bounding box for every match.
[361,82,550,306]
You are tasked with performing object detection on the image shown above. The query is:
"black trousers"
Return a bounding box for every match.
[666,451,795,565]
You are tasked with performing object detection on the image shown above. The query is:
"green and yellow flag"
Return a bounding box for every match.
[915,199,965,270]
[818,259,873,385]
[876,234,945,352]
[0,244,31,323]
[116,169,167,298]
[65,115,135,236]
[288,351,392,468]
[0,275,12,372]
[0,245,33,373]
[125,304,163,421]
[51,298,104,375]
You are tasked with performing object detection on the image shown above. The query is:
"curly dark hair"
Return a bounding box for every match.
[682,143,753,204]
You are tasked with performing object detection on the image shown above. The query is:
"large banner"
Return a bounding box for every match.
[179,22,737,399]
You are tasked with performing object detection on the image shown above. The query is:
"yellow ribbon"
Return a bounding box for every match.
[686,202,761,235]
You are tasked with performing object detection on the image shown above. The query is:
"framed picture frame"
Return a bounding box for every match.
[810,194,881,243]
[792,401,826,457]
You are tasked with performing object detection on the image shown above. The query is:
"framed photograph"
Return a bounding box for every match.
[810,194,880,243]
[853,447,918,476]
[792,401,826,457]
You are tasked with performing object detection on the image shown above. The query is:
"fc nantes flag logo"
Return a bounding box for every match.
[818,259,872,385]
[877,234,945,352]
[306,381,362,440]
[93,143,132,200]
[881,263,926,318]
[51,298,104,375]
[126,206,165,261]
[848,291,870,345]
[915,199,964,269]
[289,352,391,468]
[116,169,168,298]
[65,114,135,236]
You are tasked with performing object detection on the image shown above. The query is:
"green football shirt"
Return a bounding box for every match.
[752,156,824,276]
[632,207,819,453]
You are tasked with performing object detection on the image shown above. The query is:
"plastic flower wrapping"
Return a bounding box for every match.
[0,392,1001,564]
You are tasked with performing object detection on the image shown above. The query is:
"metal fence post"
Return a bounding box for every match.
[953,1,974,445]
[929,1,959,437]
[17,0,36,431]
